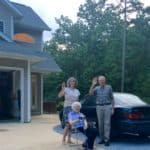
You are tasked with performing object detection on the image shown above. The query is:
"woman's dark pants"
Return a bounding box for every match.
[78,127,98,149]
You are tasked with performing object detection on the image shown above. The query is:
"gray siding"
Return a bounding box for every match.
[14,26,43,51]
[0,3,44,52]
[0,4,14,39]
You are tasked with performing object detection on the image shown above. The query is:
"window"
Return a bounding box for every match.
[0,21,4,33]
[81,95,96,106]
[31,74,38,111]
[13,33,35,43]
[114,93,146,107]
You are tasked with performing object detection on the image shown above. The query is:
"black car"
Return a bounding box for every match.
[59,93,150,137]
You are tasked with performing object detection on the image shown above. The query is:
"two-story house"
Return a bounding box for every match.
[0,0,61,122]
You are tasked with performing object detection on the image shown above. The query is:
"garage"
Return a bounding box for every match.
[0,70,20,121]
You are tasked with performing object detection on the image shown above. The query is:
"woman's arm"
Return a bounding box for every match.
[69,119,80,126]
[58,82,66,98]
[83,119,88,129]
[89,77,97,95]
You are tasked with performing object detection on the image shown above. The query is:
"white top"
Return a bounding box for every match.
[64,87,80,107]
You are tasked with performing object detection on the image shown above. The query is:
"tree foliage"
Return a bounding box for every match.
[44,0,150,103]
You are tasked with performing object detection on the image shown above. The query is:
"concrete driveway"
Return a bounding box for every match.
[0,114,70,150]
[0,114,102,150]
[0,114,149,150]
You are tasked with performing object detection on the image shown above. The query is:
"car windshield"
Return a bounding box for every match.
[114,93,146,107]
[81,95,96,106]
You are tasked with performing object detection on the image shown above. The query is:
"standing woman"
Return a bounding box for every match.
[58,77,80,144]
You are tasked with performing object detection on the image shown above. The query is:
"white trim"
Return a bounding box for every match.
[27,61,31,122]
[10,16,14,39]
[0,66,23,71]
[0,32,12,42]
[0,66,24,123]
[0,52,44,63]
[40,74,43,114]
[20,69,24,123]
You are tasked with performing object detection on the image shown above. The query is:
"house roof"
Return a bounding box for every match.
[11,2,51,31]
[1,0,50,31]
[0,40,45,62]
[0,0,23,18]
[0,40,61,73]
[32,54,61,73]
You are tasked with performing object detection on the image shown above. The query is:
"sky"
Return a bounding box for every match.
[11,0,85,41]
[11,0,150,41]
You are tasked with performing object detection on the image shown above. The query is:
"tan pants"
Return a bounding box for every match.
[96,105,112,142]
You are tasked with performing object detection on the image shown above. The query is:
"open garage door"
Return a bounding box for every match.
[0,71,21,121]
[0,71,13,120]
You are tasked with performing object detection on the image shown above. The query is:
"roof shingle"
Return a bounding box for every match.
[11,2,51,31]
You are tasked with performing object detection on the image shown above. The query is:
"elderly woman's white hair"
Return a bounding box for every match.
[67,77,78,87]
[71,101,82,111]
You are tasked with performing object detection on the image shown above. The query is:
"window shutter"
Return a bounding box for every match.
[0,21,4,33]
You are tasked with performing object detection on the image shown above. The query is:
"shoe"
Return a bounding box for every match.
[62,138,66,145]
[67,141,75,145]
[82,142,87,148]
[82,139,88,148]
[62,140,66,145]
[104,140,110,146]
[98,140,105,144]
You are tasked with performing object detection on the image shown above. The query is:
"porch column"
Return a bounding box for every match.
[23,60,31,122]
[27,60,31,122]
[40,74,43,114]
[20,69,25,123]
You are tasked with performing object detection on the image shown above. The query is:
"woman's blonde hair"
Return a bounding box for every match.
[71,101,82,111]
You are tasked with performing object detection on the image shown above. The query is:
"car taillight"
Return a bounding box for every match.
[124,112,144,119]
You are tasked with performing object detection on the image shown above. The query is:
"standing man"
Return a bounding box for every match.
[89,75,114,146]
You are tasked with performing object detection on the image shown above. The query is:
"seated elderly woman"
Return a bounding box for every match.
[68,101,98,150]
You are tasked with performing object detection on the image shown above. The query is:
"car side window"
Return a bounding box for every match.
[83,95,96,106]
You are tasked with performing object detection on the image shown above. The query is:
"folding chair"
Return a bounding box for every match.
[69,127,90,150]
[69,125,86,148]
[70,127,80,145]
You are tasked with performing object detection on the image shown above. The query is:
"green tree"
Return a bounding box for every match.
[44,0,150,103]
